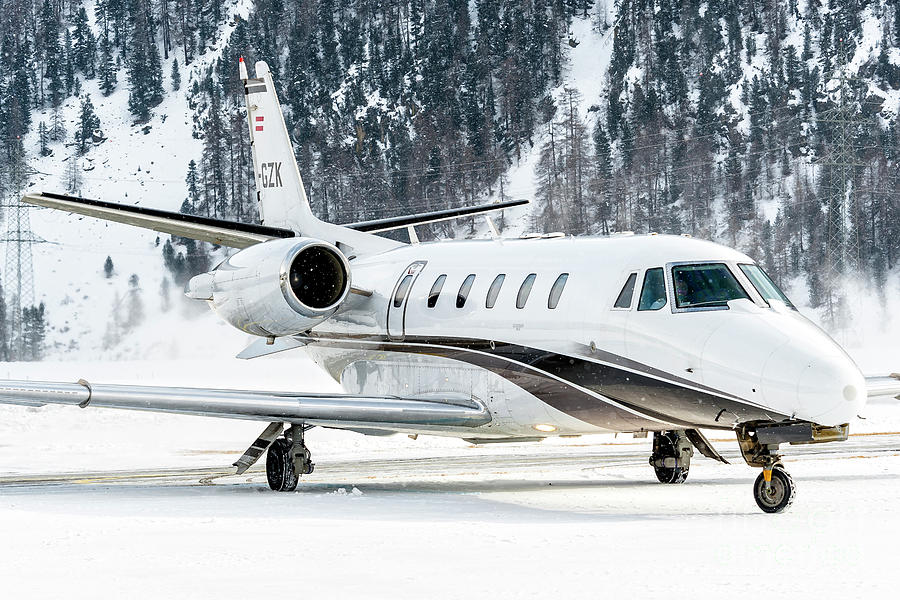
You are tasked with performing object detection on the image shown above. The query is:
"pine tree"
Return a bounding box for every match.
[125,274,144,330]
[76,95,101,154]
[102,292,123,349]
[184,159,200,212]
[171,57,181,91]
[104,256,115,278]
[50,107,66,141]
[64,29,75,96]
[22,304,46,361]
[0,279,7,362]
[38,122,51,156]
[42,0,65,107]
[159,277,171,312]
[64,155,83,192]
[126,0,164,121]
[99,35,117,95]
[73,7,98,78]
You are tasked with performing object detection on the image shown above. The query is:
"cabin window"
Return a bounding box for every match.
[672,263,749,309]
[548,273,568,309]
[516,273,537,309]
[638,268,667,311]
[739,264,795,308]
[614,273,637,309]
[486,274,505,308]
[427,274,446,308]
[457,274,476,308]
[393,274,413,308]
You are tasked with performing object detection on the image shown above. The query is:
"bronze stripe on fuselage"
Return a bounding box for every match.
[306,334,788,430]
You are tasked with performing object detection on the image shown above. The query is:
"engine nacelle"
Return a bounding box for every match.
[187,237,351,337]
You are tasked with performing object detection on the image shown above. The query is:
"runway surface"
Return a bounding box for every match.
[2,431,898,491]
[3,431,900,599]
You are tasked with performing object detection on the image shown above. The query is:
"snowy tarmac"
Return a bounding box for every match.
[2,357,899,597]
[2,423,900,597]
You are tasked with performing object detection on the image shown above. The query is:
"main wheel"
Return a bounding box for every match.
[654,464,689,484]
[266,438,299,492]
[651,431,690,484]
[753,465,795,513]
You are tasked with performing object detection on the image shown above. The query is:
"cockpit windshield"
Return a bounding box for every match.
[739,264,795,308]
[672,263,749,309]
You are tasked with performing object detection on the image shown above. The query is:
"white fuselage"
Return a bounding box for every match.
[300,234,865,440]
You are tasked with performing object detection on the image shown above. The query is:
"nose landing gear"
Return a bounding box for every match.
[650,430,693,484]
[753,464,795,513]
[736,424,796,513]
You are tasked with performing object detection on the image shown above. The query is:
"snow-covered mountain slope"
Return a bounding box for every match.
[21,0,258,360]
[9,0,900,366]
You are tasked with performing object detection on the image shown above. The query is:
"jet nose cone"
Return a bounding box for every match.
[797,354,866,426]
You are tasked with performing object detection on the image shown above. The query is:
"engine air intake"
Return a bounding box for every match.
[288,245,347,309]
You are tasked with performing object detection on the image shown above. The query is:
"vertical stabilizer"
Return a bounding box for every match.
[240,59,400,255]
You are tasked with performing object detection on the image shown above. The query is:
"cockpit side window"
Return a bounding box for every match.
[672,263,749,309]
[614,273,637,309]
[638,268,667,311]
[739,264,795,308]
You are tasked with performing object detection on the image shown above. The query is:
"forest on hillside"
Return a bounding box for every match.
[182,0,900,330]
[2,0,900,359]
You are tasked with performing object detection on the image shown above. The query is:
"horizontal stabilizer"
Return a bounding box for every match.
[236,336,309,360]
[0,380,491,428]
[345,198,529,233]
[23,192,295,248]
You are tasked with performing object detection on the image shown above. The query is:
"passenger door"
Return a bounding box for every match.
[387,262,427,341]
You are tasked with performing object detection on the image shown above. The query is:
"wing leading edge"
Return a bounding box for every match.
[24,192,529,248]
[866,374,900,400]
[23,192,296,248]
[0,380,491,428]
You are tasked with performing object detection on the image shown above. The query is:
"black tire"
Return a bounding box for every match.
[651,432,689,484]
[654,465,689,484]
[266,438,299,492]
[753,466,795,513]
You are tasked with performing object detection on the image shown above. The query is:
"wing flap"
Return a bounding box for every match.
[23,192,295,248]
[0,380,491,427]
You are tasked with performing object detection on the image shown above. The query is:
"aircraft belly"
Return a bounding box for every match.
[304,345,613,436]
[305,337,790,431]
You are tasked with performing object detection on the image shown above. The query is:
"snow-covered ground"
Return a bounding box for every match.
[4,2,900,595]
[1,335,899,598]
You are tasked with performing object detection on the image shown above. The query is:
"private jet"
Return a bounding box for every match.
[3,59,898,513]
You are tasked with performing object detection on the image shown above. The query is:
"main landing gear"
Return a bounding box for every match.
[266,424,315,492]
[736,425,796,513]
[649,430,693,484]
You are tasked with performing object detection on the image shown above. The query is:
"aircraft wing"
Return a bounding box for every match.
[22,192,296,248]
[0,379,491,428]
[866,374,900,399]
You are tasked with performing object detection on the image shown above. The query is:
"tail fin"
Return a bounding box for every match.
[240,59,399,254]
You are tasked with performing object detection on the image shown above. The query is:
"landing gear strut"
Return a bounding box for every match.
[266,424,315,492]
[649,430,693,484]
[736,425,796,513]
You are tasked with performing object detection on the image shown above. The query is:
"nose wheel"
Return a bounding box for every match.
[753,464,795,513]
[736,425,796,514]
